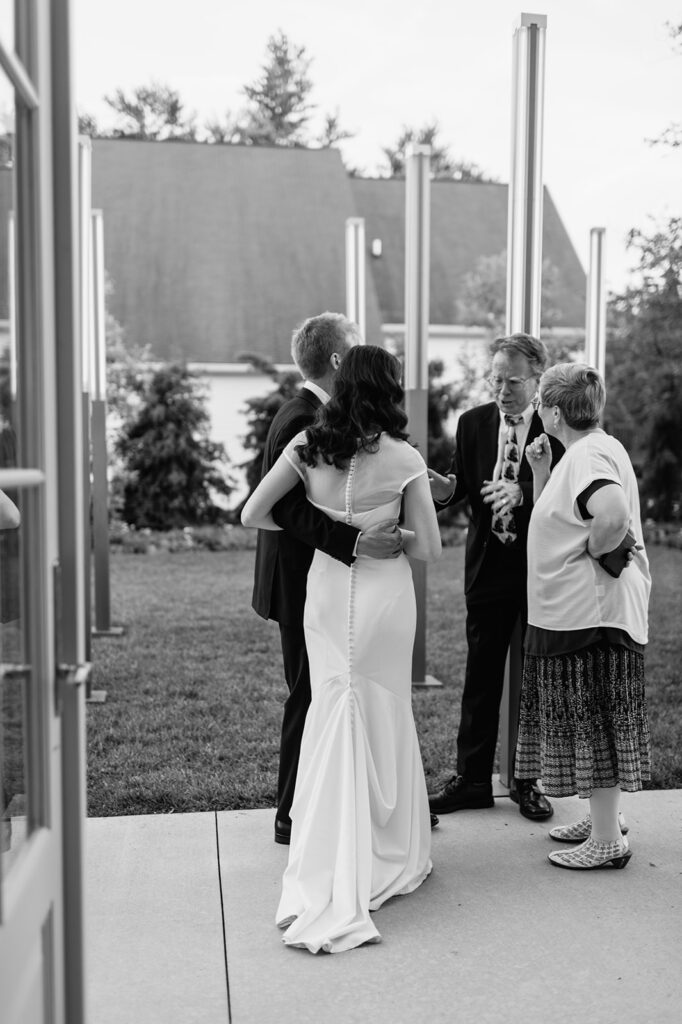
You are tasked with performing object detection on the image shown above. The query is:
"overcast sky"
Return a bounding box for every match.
[74,0,682,292]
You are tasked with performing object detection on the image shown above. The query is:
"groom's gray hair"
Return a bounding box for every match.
[291,312,361,380]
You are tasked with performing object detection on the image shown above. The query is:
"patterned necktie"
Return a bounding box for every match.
[491,414,522,546]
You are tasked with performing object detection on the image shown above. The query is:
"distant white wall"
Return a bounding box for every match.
[189,365,278,507]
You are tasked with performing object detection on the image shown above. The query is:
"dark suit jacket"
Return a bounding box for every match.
[251,387,359,626]
[439,403,564,598]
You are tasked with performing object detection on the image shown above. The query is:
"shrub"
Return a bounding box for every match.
[116,363,233,529]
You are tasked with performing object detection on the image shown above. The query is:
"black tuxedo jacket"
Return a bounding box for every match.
[440,403,564,598]
[251,387,359,626]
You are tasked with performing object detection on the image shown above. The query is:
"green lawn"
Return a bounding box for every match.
[87,544,682,816]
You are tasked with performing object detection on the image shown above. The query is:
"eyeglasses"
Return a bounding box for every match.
[486,374,536,392]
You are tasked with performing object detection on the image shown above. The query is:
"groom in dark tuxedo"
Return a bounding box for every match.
[251,313,402,845]
[427,333,563,821]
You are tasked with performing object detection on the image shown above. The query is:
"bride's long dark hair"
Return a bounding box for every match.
[296,345,409,469]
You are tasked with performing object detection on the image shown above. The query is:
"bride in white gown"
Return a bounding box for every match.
[242,345,442,953]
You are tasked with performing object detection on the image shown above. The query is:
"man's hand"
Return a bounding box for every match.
[356,520,403,559]
[481,479,523,514]
[427,468,457,503]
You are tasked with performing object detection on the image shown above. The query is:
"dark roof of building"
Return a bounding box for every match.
[350,177,586,327]
[92,140,384,363]
[91,140,585,364]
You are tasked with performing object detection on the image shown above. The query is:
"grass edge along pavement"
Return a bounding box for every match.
[87,544,682,816]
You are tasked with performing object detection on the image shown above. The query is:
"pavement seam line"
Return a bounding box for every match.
[214,811,233,1023]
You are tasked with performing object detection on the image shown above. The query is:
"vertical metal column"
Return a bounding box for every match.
[77,136,93,666]
[345,216,366,340]
[404,144,439,687]
[585,227,607,378]
[505,12,546,338]
[499,12,547,786]
[53,3,88,1020]
[90,209,122,644]
[7,213,17,399]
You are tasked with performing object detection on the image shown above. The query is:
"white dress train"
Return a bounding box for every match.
[275,433,432,954]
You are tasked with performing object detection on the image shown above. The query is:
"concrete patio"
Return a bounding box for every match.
[86,786,682,1024]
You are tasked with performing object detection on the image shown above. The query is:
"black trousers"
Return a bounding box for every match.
[456,556,528,782]
[276,621,311,824]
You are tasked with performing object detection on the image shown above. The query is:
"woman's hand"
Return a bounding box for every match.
[524,433,552,476]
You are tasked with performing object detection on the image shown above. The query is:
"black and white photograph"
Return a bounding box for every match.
[0,1,681,1022]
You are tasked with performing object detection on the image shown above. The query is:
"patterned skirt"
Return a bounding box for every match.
[515,640,651,798]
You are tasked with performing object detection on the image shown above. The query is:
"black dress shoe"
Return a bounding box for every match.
[430,813,439,829]
[428,774,494,814]
[510,779,553,821]
[274,819,291,845]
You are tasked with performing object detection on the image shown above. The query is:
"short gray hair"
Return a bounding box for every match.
[291,312,360,379]
[540,362,605,429]
[491,332,549,378]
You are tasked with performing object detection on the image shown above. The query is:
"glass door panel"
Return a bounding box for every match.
[0,3,83,1022]
[0,54,27,888]
[0,480,30,881]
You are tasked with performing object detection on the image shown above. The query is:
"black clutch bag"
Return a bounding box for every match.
[597,529,637,579]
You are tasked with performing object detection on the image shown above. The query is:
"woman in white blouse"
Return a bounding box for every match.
[515,363,651,870]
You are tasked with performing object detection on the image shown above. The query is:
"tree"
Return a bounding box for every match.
[116,364,232,529]
[455,250,570,338]
[203,32,353,151]
[239,30,314,146]
[316,110,354,148]
[78,111,99,137]
[649,22,682,148]
[604,218,682,521]
[381,121,495,181]
[203,112,245,145]
[103,275,156,518]
[103,82,197,141]
[238,355,300,505]
[426,359,469,477]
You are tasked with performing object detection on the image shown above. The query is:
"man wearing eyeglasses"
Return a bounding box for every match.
[427,332,564,821]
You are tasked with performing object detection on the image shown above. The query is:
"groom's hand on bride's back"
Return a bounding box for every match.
[356,520,403,559]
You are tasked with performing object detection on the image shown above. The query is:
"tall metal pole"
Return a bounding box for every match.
[54,7,88,1019]
[404,144,439,687]
[506,13,547,338]
[585,227,606,378]
[90,210,123,643]
[499,12,547,786]
[78,136,93,668]
[8,213,17,400]
[345,216,366,340]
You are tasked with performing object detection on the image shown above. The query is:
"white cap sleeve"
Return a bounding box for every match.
[399,444,428,492]
[570,445,622,502]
